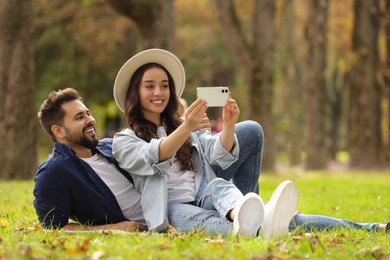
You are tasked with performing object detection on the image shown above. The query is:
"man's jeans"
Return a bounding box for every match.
[290,213,380,232]
[168,120,381,234]
[168,178,242,235]
[211,120,263,195]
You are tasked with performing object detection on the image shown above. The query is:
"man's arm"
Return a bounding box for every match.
[63,221,145,232]
[196,113,212,131]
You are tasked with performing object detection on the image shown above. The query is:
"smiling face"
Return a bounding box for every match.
[138,67,171,125]
[52,99,98,157]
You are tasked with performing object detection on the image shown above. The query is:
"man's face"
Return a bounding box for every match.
[59,100,98,150]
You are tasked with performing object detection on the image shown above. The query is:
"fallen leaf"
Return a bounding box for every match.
[157,244,171,250]
[33,224,41,231]
[91,238,103,246]
[66,246,79,255]
[371,246,385,259]
[275,241,289,253]
[291,235,303,242]
[79,238,90,251]
[204,237,225,244]
[91,250,106,260]
[65,238,90,255]
[0,218,9,228]
[19,244,33,257]
[305,233,325,253]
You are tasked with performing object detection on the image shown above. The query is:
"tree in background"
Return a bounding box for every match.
[29,0,390,172]
[0,0,36,179]
[106,0,175,50]
[322,0,352,163]
[303,0,329,169]
[276,0,303,167]
[34,0,135,105]
[382,0,390,160]
[213,0,276,171]
[349,0,381,168]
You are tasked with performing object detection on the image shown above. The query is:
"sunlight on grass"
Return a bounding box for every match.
[0,173,389,259]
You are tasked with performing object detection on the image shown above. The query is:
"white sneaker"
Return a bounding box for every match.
[261,180,299,239]
[233,192,265,237]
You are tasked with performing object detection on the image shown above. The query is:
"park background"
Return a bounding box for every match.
[1,0,390,178]
[1,1,390,259]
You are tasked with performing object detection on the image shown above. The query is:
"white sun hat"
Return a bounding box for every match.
[113,48,186,112]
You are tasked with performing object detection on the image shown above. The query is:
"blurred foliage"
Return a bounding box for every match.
[34,0,136,108]
[33,0,389,165]
[34,0,136,153]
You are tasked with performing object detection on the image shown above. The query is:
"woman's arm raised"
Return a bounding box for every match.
[159,99,208,161]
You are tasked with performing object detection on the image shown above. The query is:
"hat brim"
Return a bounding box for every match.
[113,48,185,112]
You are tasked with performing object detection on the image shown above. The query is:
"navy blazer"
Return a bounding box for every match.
[33,138,134,228]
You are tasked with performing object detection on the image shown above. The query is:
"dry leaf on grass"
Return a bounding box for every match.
[305,233,325,253]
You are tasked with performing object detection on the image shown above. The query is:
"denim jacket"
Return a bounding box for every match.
[33,138,133,228]
[112,128,240,231]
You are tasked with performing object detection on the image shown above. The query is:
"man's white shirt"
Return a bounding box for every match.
[81,154,146,225]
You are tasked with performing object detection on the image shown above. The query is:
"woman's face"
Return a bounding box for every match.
[138,67,171,125]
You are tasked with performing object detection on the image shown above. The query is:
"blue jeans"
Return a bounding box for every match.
[290,213,380,232]
[170,120,381,233]
[168,178,243,235]
[231,121,380,232]
[212,120,263,194]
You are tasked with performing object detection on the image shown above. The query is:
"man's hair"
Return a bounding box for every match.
[38,88,83,142]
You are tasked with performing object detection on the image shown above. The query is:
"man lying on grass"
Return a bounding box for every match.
[33,87,389,236]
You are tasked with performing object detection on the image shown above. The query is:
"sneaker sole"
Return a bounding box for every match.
[262,180,298,239]
[233,193,264,237]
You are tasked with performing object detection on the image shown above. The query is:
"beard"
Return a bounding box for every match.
[64,125,99,150]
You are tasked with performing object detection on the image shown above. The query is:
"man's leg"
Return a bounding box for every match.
[212,120,264,194]
[290,212,381,232]
[211,121,383,234]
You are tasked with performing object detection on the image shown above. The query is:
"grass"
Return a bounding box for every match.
[0,171,389,259]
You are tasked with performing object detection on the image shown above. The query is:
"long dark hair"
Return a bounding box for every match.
[123,63,193,171]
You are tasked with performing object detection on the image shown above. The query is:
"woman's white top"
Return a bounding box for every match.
[157,126,196,204]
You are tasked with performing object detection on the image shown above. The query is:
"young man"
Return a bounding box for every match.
[34,88,145,232]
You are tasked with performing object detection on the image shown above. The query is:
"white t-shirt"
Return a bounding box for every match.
[81,154,145,225]
[157,126,196,204]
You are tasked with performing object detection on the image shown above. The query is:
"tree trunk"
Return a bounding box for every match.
[303,0,329,169]
[212,0,253,115]
[106,0,175,50]
[251,0,276,171]
[328,69,343,159]
[349,0,381,168]
[0,0,36,179]
[279,0,302,166]
[383,0,390,159]
[213,0,276,170]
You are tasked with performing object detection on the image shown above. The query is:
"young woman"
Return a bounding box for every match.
[111,49,298,237]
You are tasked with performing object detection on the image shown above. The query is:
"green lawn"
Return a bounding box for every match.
[0,171,389,259]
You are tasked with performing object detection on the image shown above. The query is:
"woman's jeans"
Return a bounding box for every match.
[168,178,242,235]
[168,120,381,234]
